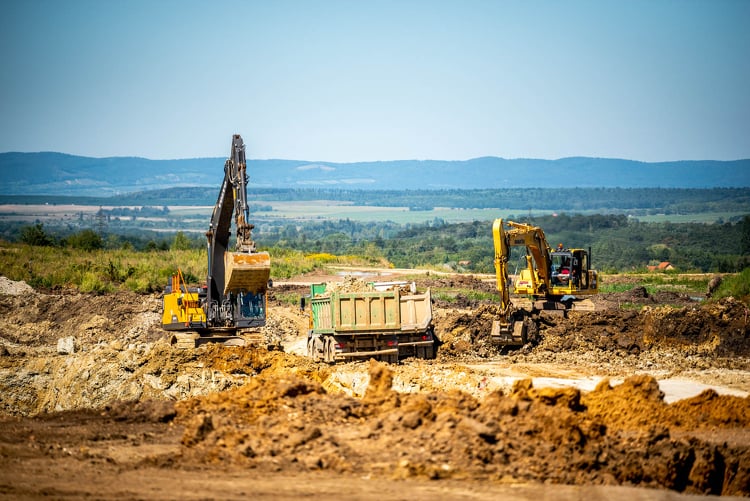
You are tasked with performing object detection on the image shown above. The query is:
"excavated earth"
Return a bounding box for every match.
[0,274,749,499]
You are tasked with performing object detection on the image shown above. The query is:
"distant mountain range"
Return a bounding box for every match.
[0,152,748,196]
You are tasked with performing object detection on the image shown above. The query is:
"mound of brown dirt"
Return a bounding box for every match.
[177,362,750,496]
[322,276,374,294]
[589,285,697,310]
[434,304,500,358]
[641,297,750,356]
[432,294,750,364]
[0,289,162,348]
[423,275,497,309]
[516,297,750,358]
[583,374,750,431]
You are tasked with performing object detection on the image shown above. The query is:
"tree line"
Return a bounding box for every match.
[260,214,750,273]
[3,187,748,214]
[8,213,750,274]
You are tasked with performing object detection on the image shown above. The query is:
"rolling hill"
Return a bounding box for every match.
[1,152,748,196]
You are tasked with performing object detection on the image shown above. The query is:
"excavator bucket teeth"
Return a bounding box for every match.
[224,251,271,294]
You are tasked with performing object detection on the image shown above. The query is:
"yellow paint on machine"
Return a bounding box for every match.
[224,251,271,294]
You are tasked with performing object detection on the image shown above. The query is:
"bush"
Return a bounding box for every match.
[712,268,750,304]
[68,230,103,251]
[171,231,192,250]
[79,271,111,294]
[124,276,153,293]
[20,223,54,246]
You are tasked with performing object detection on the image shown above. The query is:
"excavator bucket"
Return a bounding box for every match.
[224,251,271,294]
[491,318,526,346]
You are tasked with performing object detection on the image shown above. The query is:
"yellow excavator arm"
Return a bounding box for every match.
[492,218,511,315]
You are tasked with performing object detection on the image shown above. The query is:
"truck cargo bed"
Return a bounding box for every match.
[308,285,434,362]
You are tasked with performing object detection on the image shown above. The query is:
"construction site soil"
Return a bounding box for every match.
[0,274,749,499]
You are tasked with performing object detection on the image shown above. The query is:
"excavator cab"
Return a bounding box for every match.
[549,248,596,296]
[550,251,574,286]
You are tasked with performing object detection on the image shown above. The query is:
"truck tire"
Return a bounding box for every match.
[307,337,316,361]
[324,336,336,364]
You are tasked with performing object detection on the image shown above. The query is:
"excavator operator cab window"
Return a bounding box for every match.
[238,291,265,319]
[551,253,572,285]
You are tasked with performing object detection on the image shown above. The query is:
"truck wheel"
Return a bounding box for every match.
[324,336,336,364]
[307,338,316,360]
[424,344,435,359]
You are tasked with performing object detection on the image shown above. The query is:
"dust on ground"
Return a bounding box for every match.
[1,274,749,499]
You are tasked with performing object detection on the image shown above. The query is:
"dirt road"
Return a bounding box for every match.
[0,274,749,498]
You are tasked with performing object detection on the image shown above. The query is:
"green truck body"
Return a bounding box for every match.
[307,284,434,363]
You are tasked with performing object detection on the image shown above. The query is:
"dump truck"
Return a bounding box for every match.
[306,281,435,363]
[162,134,271,347]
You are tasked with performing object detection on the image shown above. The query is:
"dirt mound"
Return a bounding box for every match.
[537,297,750,357]
[177,362,750,495]
[0,289,162,349]
[589,285,697,310]
[322,276,374,294]
[423,274,496,293]
[423,275,497,309]
[641,297,750,356]
[583,374,750,431]
[432,297,750,361]
[0,283,320,416]
[434,304,500,358]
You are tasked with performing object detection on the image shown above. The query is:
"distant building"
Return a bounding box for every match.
[647,261,674,272]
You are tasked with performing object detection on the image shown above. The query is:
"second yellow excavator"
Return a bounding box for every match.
[491,219,599,346]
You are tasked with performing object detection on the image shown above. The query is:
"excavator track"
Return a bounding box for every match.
[170,332,201,349]
[169,332,251,349]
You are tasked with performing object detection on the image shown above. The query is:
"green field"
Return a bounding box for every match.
[173,203,743,225]
[175,202,745,225]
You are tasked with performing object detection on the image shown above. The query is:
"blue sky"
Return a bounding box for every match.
[1,0,748,162]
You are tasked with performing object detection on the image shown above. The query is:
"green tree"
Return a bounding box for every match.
[171,231,192,250]
[67,229,103,251]
[741,215,750,255]
[19,222,53,246]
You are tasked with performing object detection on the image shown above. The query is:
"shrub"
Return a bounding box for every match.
[20,223,54,246]
[68,230,103,251]
[712,269,750,304]
[79,271,111,294]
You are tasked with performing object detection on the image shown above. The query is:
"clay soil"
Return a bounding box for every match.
[1,274,749,500]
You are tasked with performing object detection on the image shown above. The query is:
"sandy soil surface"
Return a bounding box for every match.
[0,273,749,499]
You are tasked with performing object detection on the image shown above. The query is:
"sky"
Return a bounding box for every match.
[1,0,749,163]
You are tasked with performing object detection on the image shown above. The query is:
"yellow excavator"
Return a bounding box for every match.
[161,134,271,347]
[491,219,599,345]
